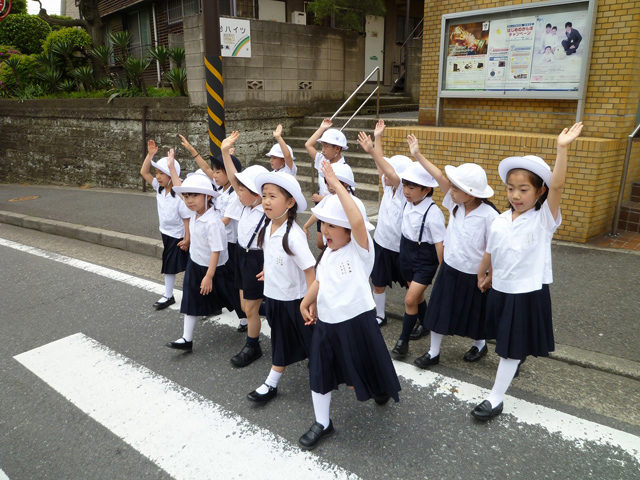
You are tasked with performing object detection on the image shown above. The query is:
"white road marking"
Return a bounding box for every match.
[14,333,357,480]
[0,469,9,480]
[5,238,640,464]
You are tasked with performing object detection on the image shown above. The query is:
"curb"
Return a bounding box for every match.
[2,209,639,382]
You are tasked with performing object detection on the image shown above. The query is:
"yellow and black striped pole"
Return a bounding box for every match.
[202,0,224,158]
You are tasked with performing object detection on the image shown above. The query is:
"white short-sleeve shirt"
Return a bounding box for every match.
[443,192,499,275]
[486,200,561,294]
[187,208,229,268]
[274,162,297,177]
[263,221,315,301]
[401,197,446,244]
[314,152,346,197]
[219,188,240,244]
[152,178,190,238]
[374,184,407,252]
[237,204,266,251]
[316,233,376,324]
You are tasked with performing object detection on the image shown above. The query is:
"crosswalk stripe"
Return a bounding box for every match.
[14,333,358,480]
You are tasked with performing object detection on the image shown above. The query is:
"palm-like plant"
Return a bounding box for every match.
[109,31,133,62]
[123,57,151,95]
[36,67,63,93]
[168,47,186,68]
[51,40,77,72]
[165,67,188,96]
[58,79,76,93]
[148,45,171,87]
[90,45,114,77]
[70,65,95,91]
[4,57,22,87]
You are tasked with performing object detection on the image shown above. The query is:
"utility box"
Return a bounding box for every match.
[291,11,306,24]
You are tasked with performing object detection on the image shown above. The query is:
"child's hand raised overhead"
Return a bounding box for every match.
[407,134,421,157]
[374,119,386,138]
[147,140,158,156]
[273,124,283,138]
[221,131,240,152]
[321,160,340,189]
[557,122,583,147]
[178,134,194,153]
[321,118,333,130]
[357,131,374,154]
[167,148,175,164]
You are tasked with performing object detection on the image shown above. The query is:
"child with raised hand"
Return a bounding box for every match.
[140,140,190,310]
[179,133,249,333]
[267,124,297,176]
[221,131,269,367]
[245,172,316,404]
[357,121,413,326]
[472,122,583,421]
[164,151,232,351]
[298,160,401,451]
[304,118,349,250]
[390,136,446,357]
[406,136,499,369]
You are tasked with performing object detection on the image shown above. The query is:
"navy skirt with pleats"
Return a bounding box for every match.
[484,285,554,360]
[233,247,264,300]
[423,261,487,339]
[265,298,314,367]
[161,233,188,275]
[371,240,407,289]
[226,242,245,319]
[180,259,235,316]
[309,309,401,402]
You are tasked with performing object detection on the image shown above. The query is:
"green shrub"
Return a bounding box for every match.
[42,27,92,55]
[0,15,51,55]
[8,0,28,15]
[0,53,41,94]
[0,45,21,61]
[48,15,75,32]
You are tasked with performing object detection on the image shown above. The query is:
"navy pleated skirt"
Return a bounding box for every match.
[371,240,407,289]
[233,247,264,300]
[423,261,487,340]
[484,285,554,360]
[309,309,401,402]
[398,236,438,286]
[265,298,314,367]
[161,233,188,275]
[226,242,245,318]
[180,259,235,316]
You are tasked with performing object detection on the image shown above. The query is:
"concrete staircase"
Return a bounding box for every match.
[617,181,640,233]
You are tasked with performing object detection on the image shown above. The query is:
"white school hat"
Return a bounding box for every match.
[151,157,181,178]
[319,162,357,188]
[318,128,349,150]
[234,165,269,195]
[266,143,295,160]
[173,173,220,197]
[444,163,494,198]
[254,171,308,212]
[400,162,439,188]
[388,155,413,175]
[499,155,552,186]
[311,194,375,231]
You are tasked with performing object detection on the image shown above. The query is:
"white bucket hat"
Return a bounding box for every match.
[444,163,494,198]
[388,155,413,175]
[499,155,552,187]
[319,163,357,188]
[235,165,269,195]
[254,171,307,212]
[311,194,375,231]
[400,162,439,188]
[266,143,295,160]
[151,157,181,178]
[173,173,220,197]
[318,128,349,150]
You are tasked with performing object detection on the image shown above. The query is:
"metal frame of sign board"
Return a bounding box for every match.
[435,0,599,126]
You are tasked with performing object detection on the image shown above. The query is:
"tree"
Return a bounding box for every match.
[307,0,385,32]
[32,0,106,49]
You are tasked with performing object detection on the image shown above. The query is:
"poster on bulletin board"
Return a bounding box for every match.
[220,18,251,57]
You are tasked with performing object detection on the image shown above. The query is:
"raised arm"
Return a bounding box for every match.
[547,122,583,220]
[373,119,386,176]
[179,134,214,180]
[321,160,369,251]
[358,131,400,189]
[140,139,157,185]
[221,131,241,191]
[305,118,332,159]
[166,149,182,187]
[273,124,294,171]
[407,134,449,194]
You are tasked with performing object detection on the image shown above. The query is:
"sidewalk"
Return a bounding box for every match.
[1,183,639,380]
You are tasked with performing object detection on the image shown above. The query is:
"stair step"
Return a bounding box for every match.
[617,201,640,233]
[631,181,640,203]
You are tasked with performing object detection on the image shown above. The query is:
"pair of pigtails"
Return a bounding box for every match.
[452,198,499,217]
[256,203,298,256]
[158,185,177,198]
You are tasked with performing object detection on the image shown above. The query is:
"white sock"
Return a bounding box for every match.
[373,292,386,319]
[239,318,248,326]
[428,332,443,357]
[256,368,283,394]
[311,390,332,429]
[181,315,198,342]
[473,339,486,350]
[164,274,176,299]
[486,358,520,408]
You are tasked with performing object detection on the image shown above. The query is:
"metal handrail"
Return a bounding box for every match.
[400,18,424,49]
[609,122,640,237]
[330,66,380,128]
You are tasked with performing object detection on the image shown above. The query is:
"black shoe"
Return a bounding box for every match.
[463,344,488,362]
[373,394,390,406]
[230,343,262,367]
[513,358,526,378]
[299,420,335,450]
[409,324,429,340]
[391,339,409,356]
[165,337,192,351]
[153,296,175,310]
[237,322,248,333]
[376,316,387,327]
[247,384,277,404]
[470,400,503,421]
[414,352,440,368]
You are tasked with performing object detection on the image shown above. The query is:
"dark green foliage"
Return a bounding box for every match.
[42,27,92,56]
[168,47,185,68]
[70,65,94,91]
[0,14,52,54]
[108,31,132,61]
[8,0,27,15]
[122,57,151,94]
[0,53,40,94]
[165,67,187,96]
[306,0,385,32]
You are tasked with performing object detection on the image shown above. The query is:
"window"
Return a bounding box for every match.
[127,9,152,59]
[167,0,200,24]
